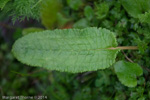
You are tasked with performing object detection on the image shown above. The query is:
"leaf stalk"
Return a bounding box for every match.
[108,46,138,50]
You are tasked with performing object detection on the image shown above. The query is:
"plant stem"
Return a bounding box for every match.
[108,46,138,50]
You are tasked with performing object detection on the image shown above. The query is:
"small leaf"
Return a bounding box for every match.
[73,18,89,28]
[56,13,71,28]
[22,27,44,36]
[114,61,143,87]
[67,0,83,10]
[84,6,94,21]
[12,27,119,73]
[95,2,109,20]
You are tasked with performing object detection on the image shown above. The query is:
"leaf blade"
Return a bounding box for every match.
[114,61,143,87]
[12,27,119,73]
[120,0,150,18]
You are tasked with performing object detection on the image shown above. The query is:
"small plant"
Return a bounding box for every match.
[12,27,143,87]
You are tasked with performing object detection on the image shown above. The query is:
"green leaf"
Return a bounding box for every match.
[40,0,61,29]
[114,61,143,87]
[120,0,150,18]
[12,27,119,73]
[120,0,150,23]
[56,13,71,28]
[84,6,94,21]
[95,2,109,20]
[67,0,83,10]
[134,38,148,53]
[11,0,40,23]
[138,97,145,100]
[22,27,44,36]
[73,18,89,29]
[0,0,10,10]
[138,10,150,23]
